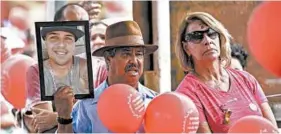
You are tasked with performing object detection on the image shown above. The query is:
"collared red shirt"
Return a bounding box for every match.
[72,80,157,133]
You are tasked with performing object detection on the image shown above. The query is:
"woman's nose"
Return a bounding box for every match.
[202,34,212,46]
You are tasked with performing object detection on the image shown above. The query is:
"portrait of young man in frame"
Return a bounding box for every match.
[35,21,94,100]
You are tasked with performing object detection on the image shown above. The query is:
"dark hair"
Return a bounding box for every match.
[231,43,248,68]
[54,3,83,21]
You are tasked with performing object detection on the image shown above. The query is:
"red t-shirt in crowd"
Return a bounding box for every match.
[176,68,267,133]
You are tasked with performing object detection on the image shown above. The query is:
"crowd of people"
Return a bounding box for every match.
[1,1,278,133]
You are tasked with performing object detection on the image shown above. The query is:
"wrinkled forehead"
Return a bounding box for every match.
[186,19,209,33]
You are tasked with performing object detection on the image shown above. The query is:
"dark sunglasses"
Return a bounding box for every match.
[184,28,219,44]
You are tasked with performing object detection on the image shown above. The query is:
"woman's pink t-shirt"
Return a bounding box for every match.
[176,68,267,133]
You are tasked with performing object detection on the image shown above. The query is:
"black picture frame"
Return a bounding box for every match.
[35,21,94,100]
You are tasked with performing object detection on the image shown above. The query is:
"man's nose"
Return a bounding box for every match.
[57,41,66,48]
[129,54,138,64]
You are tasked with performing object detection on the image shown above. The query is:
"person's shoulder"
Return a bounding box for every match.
[26,63,40,78]
[176,73,198,90]
[75,56,87,68]
[94,80,107,94]
[27,62,39,71]
[226,68,259,88]
[226,68,255,80]
[75,56,87,63]
[174,74,200,97]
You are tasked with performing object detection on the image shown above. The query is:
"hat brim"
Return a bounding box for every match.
[92,44,158,57]
[41,27,84,41]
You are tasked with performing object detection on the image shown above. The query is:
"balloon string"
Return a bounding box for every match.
[127,94,142,119]
[266,94,281,98]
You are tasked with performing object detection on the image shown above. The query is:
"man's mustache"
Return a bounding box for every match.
[125,63,140,72]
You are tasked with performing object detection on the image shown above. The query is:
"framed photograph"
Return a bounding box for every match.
[35,21,94,100]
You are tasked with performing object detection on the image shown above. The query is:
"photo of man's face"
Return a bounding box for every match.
[45,31,75,66]
[36,21,94,100]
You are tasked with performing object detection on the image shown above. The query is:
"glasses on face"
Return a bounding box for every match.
[184,28,219,44]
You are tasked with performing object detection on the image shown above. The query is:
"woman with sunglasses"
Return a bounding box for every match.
[175,12,278,133]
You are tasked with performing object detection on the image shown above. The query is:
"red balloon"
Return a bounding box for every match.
[247,1,281,77]
[1,54,35,109]
[144,92,199,133]
[97,84,145,133]
[228,115,278,133]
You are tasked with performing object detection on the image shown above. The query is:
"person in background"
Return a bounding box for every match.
[78,1,103,21]
[77,20,108,87]
[230,43,248,71]
[1,27,34,134]
[175,12,278,133]
[76,20,108,59]
[54,1,103,22]
[0,96,28,134]
[89,21,108,52]
[54,3,89,21]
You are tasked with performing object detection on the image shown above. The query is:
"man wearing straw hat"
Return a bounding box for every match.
[54,20,158,133]
[41,26,89,96]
